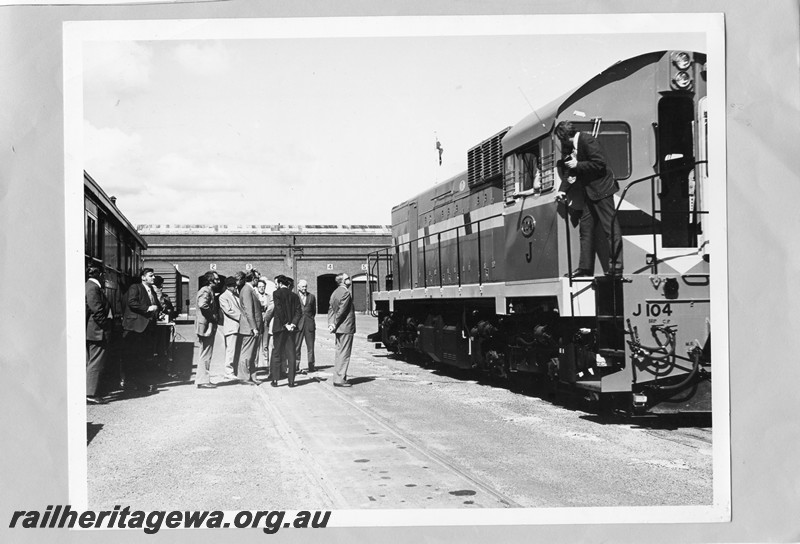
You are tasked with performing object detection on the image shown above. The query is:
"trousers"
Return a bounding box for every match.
[578,194,623,273]
[270,330,296,384]
[333,332,354,385]
[195,334,215,385]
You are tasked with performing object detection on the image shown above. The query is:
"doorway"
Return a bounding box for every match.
[316,274,338,314]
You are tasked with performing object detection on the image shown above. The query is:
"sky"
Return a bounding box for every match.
[81,18,705,227]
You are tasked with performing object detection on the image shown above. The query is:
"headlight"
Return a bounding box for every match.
[673,71,692,89]
[672,51,692,70]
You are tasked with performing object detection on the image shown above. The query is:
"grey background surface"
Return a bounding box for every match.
[1,1,799,543]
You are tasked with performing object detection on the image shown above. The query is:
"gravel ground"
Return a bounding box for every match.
[87,313,713,510]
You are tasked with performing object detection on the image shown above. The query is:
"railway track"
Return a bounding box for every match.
[255,375,523,509]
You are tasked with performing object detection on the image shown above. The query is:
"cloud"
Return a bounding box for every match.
[172,42,231,77]
[83,41,153,92]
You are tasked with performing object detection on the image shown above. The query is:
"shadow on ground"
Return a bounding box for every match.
[87,422,103,445]
[375,351,711,428]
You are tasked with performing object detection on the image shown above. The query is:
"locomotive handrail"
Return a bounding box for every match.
[367,160,710,312]
[609,160,709,274]
[366,212,503,296]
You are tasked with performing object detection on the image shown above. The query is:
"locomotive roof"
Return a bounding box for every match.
[502,51,670,154]
[391,169,468,213]
[501,88,576,154]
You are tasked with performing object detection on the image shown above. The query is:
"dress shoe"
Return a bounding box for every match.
[197,383,217,389]
[307,366,316,373]
[288,382,296,388]
[86,396,107,405]
[333,382,352,388]
[270,380,278,388]
[570,268,593,277]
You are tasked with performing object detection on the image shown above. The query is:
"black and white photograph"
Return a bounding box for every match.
[66,13,730,524]
[2,2,799,544]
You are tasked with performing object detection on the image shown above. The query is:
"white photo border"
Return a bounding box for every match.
[64,13,729,527]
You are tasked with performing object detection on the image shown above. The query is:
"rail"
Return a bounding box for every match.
[609,159,708,275]
[367,160,708,315]
[366,213,503,315]
[563,159,709,324]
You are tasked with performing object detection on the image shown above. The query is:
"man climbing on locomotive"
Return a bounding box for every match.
[555,120,623,276]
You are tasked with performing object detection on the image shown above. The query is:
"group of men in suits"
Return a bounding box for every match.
[84,266,166,403]
[195,268,320,389]
[555,120,623,277]
[85,264,356,402]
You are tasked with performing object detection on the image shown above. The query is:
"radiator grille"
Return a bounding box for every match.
[467,127,510,188]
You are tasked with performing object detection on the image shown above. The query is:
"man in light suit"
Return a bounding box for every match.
[294,279,317,374]
[218,275,243,382]
[85,265,111,404]
[555,120,623,276]
[237,269,263,385]
[122,267,161,391]
[269,275,303,387]
[327,273,355,387]
[194,270,221,389]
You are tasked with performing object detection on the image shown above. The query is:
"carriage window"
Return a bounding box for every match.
[85,213,98,258]
[573,121,631,179]
[104,226,119,270]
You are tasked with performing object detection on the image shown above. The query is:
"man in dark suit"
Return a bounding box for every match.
[269,275,303,388]
[121,267,161,391]
[555,120,623,276]
[194,270,221,389]
[85,265,111,404]
[327,273,356,387]
[238,269,263,385]
[294,279,317,374]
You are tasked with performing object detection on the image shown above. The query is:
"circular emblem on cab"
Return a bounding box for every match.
[458,179,466,192]
[521,214,536,238]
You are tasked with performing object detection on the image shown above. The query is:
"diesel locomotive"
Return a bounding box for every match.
[367,51,712,414]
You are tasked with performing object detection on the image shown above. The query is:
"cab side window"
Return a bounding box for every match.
[504,145,542,200]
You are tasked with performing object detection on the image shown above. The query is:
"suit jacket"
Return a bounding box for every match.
[328,285,355,334]
[297,292,316,332]
[271,287,302,333]
[558,132,618,202]
[123,282,161,333]
[219,288,243,336]
[195,284,220,337]
[239,282,263,335]
[85,279,110,342]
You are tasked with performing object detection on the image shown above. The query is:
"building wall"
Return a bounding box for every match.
[139,225,391,315]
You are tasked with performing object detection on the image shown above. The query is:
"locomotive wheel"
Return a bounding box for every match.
[546,357,560,400]
[485,350,509,383]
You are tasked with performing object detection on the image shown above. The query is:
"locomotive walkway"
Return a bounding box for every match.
[86,315,713,512]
